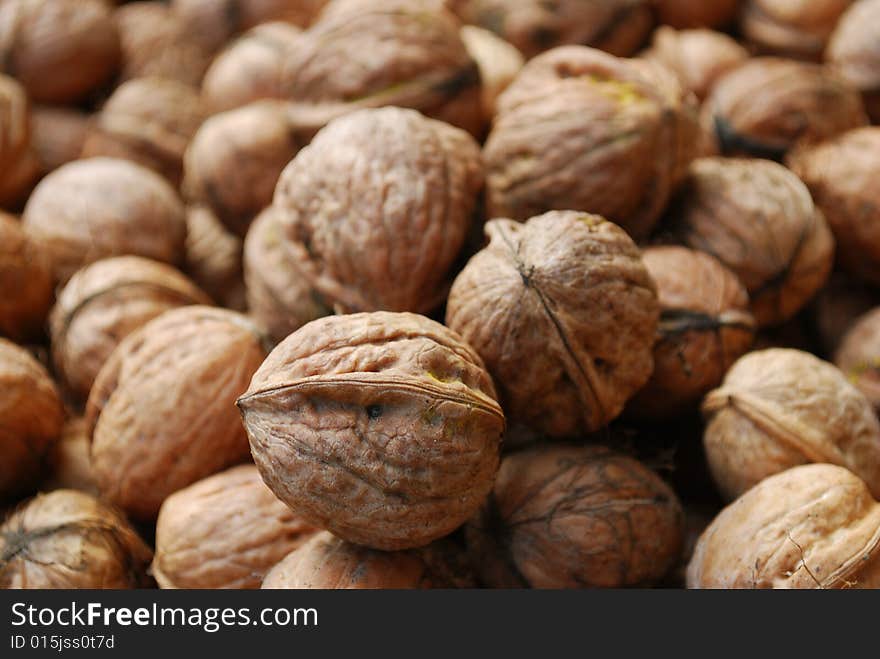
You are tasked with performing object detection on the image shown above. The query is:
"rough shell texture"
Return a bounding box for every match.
[153,464,318,589]
[42,417,99,496]
[0,212,53,341]
[273,107,484,315]
[22,158,187,285]
[654,0,741,29]
[184,206,246,311]
[262,531,475,589]
[238,311,505,551]
[628,246,755,419]
[687,464,880,589]
[446,211,658,437]
[0,489,152,589]
[459,25,523,121]
[0,0,120,103]
[827,0,880,123]
[702,57,867,159]
[86,306,267,521]
[740,0,853,60]
[666,157,834,327]
[0,338,63,498]
[835,308,880,414]
[788,128,880,286]
[29,106,89,176]
[466,444,684,588]
[49,255,211,402]
[484,46,699,241]
[702,348,880,501]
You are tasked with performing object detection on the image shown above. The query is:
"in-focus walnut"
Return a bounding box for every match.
[702,58,867,159]
[153,464,318,589]
[82,78,205,187]
[740,0,853,60]
[653,0,741,29]
[238,311,505,551]
[642,27,749,101]
[0,0,119,104]
[263,531,475,589]
[811,273,880,358]
[459,25,524,122]
[49,256,211,402]
[665,157,834,327]
[702,348,880,501]
[827,0,880,123]
[835,308,880,414]
[484,46,699,240]
[273,107,484,315]
[0,489,152,589]
[628,246,755,419]
[687,464,880,588]
[201,22,302,115]
[86,306,267,521]
[466,444,684,588]
[184,206,246,311]
[0,338,64,498]
[42,417,99,496]
[447,211,658,437]
[29,105,89,177]
[22,157,187,285]
[0,212,53,342]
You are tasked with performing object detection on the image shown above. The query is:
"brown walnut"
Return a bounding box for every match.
[653,0,741,29]
[42,417,99,496]
[184,206,246,311]
[740,0,853,60]
[29,105,89,177]
[835,308,880,414]
[238,311,505,551]
[827,0,880,123]
[0,212,53,342]
[0,74,30,181]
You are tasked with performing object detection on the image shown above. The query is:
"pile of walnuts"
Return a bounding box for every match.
[3,0,880,591]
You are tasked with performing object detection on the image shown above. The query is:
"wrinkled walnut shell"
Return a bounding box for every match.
[447,211,659,437]
[29,105,89,177]
[184,205,246,311]
[42,417,99,496]
[654,0,741,29]
[827,0,880,123]
[0,212,53,341]
[702,348,880,501]
[238,311,505,551]
[740,0,852,60]
[835,308,880,414]
[459,25,523,122]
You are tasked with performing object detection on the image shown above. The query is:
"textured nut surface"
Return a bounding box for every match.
[0,212,53,341]
[153,464,318,589]
[827,0,880,123]
[687,464,880,589]
[835,308,880,414]
[702,348,880,501]
[459,25,523,120]
[484,46,699,240]
[447,211,658,437]
[184,206,246,311]
[654,0,741,29]
[273,107,483,315]
[238,311,505,550]
[466,444,684,588]
[42,417,99,496]
[0,489,152,589]
[49,256,211,401]
[86,306,267,521]
[29,105,89,176]
[740,0,853,59]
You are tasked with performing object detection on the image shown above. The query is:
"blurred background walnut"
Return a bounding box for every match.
[835,308,880,414]
[827,0,880,123]
[740,0,853,60]
[0,212,53,342]
[28,105,90,178]
[459,25,523,122]
[0,74,38,209]
[810,273,880,358]
[41,417,99,496]
[653,0,741,29]
[184,206,246,311]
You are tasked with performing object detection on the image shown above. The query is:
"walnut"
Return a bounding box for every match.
[835,308,880,414]
[273,106,483,315]
[466,444,684,588]
[811,273,880,357]
[665,157,834,327]
[687,464,880,588]
[827,0,880,123]
[446,211,658,437]
[238,311,505,550]
[22,157,187,285]
[0,489,152,589]
[702,348,880,501]
[82,78,205,187]
[262,531,475,589]
[484,46,699,240]
[42,417,99,496]
[153,464,318,589]
[702,58,867,159]
[740,0,853,60]
[643,27,749,100]
[0,0,119,104]
[0,212,53,342]
[653,0,741,29]
[0,338,64,498]
[29,105,89,177]
[459,25,523,121]
[0,74,38,209]
[628,246,755,419]
[49,255,211,402]
[86,306,267,521]
[184,206,246,311]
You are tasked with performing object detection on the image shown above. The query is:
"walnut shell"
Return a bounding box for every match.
[82,77,205,187]
[0,489,152,589]
[466,444,684,588]
[273,106,483,315]
[687,464,880,588]
[666,157,834,327]
[653,0,741,29]
[22,157,187,285]
[0,212,53,341]
[29,105,90,176]
[86,306,267,521]
[0,338,64,498]
[740,0,853,60]
[184,205,246,311]
[484,46,699,240]
[238,311,505,551]
[262,531,475,589]
[153,464,318,589]
[447,211,659,437]
[49,256,212,402]
[0,0,119,104]
[628,246,755,419]
[827,0,880,123]
[459,25,523,121]
[42,417,99,496]
[835,308,880,414]
[702,348,880,501]
[702,57,867,159]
